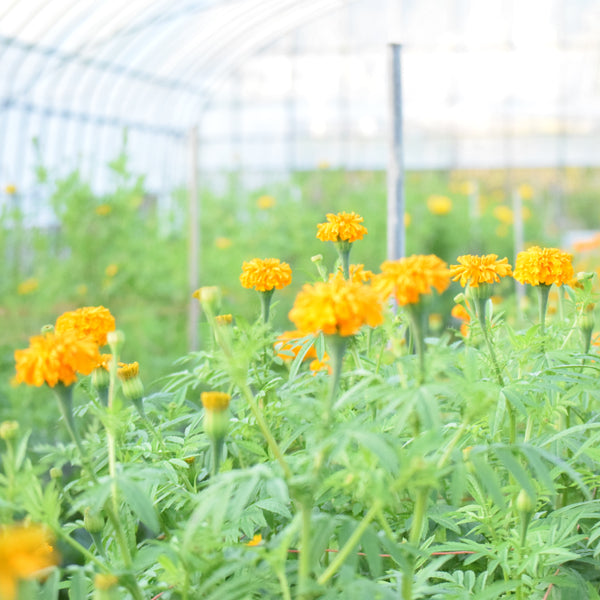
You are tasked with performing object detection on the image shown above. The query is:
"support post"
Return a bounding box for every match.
[187,126,200,351]
[387,43,405,261]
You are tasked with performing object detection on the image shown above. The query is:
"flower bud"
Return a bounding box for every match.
[0,420,19,441]
[215,314,233,326]
[516,488,535,514]
[84,507,105,534]
[107,330,125,354]
[49,467,62,480]
[93,574,120,600]
[193,286,222,313]
[201,391,231,443]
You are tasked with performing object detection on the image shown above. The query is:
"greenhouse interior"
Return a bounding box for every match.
[3,0,600,598]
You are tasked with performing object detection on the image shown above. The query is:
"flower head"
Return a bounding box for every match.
[0,523,57,600]
[95,204,111,216]
[257,195,276,210]
[513,246,574,287]
[288,277,383,337]
[450,254,513,288]
[117,361,139,381]
[201,391,231,412]
[55,306,116,346]
[316,212,367,243]
[427,195,452,215]
[240,258,292,292]
[17,278,39,295]
[274,331,318,361]
[14,330,102,388]
[373,255,450,306]
[215,237,232,249]
[331,264,373,284]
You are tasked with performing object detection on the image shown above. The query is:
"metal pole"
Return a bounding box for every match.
[187,125,200,351]
[387,43,405,260]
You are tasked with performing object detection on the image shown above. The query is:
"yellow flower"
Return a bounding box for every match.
[240,258,292,292]
[493,205,513,225]
[215,314,233,326]
[117,361,139,381]
[451,303,471,323]
[55,306,116,346]
[309,356,332,375]
[95,204,112,216]
[246,534,262,546]
[426,195,452,215]
[0,523,57,600]
[372,255,450,306]
[288,277,383,337]
[331,264,373,284]
[316,212,368,243]
[404,213,411,227]
[17,278,38,295]
[105,264,118,277]
[215,237,233,249]
[513,246,574,287]
[428,313,443,331]
[94,573,119,591]
[518,183,534,200]
[257,195,276,210]
[13,330,101,388]
[449,254,513,288]
[201,391,231,412]
[274,331,318,361]
[5,184,17,195]
[317,160,331,170]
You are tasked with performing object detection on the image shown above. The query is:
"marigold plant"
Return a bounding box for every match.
[373,254,450,305]
[14,330,102,387]
[513,246,574,287]
[0,523,57,600]
[274,330,318,361]
[316,211,367,243]
[239,258,292,292]
[201,391,231,412]
[55,305,116,346]
[450,254,512,288]
[331,263,373,283]
[288,276,383,337]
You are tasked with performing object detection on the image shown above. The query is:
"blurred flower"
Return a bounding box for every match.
[428,313,443,331]
[105,264,118,277]
[451,303,471,337]
[14,329,101,388]
[317,160,331,170]
[450,254,512,288]
[257,195,276,210]
[372,255,450,306]
[4,184,17,195]
[130,196,143,209]
[215,237,232,249]
[240,258,292,292]
[460,181,476,195]
[426,195,452,215]
[572,232,600,253]
[246,534,262,547]
[309,356,332,375]
[316,212,367,243]
[215,314,233,326]
[274,330,317,361]
[201,391,231,412]
[513,246,574,287]
[522,206,531,220]
[55,306,116,346]
[289,277,383,337]
[95,204,112,216]
[0,421,19,441]
[17,278,38,295]
[0,523,57,600]
[331,263,373,284]
[193,286,222,311]
[404,213,411,227]
[493,205,513,225]
[518,183,534,200]
[76,284,88,296]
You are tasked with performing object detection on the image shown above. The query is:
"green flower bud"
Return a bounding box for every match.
[516,488,535,514]
[84,507,105,534]
[49,467,62,480]
[0,420,19,441]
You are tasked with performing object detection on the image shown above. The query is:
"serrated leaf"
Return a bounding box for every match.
[117,477,160,534]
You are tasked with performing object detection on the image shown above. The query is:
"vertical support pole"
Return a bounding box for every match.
[188,126,200,352]
[387,43,405,261]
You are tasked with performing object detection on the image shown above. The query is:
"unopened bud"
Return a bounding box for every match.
[107,330,125,354]
[49,467,62,480]
[0,420,19,441]
[84,507,105,534]
[193,286,222,312]
[516,488,535,514]
[93,573,119,600]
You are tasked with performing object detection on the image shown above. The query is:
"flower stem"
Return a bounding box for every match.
[409,487,429,546]
[475,297,504,387]
[537,284,551,346]
[407,305,426,384]
[260,289,275,323]
[325,334,348,417]
[317,500,381,586]
[298,501,312,598]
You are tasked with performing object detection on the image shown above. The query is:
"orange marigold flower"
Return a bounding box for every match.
[246,533,262,546]
[117,361,139,381]
[55,306,116,346]
[513,246,574,287]
[14,330,102,388]
[309,356,332,375]
[372,255,450,306]
[451,304,471,323]
[316,212,368,243]
[201,391,231,412]
[240,258,292,292]
[274,330,318,361]
[331,264,373,283]
[0,523,57,600]
[450,254,513,288]
[288,277,383,337]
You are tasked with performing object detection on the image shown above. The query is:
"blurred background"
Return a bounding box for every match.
[2,0,600,424]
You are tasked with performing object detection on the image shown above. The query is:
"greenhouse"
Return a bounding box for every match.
[2,0,600,598]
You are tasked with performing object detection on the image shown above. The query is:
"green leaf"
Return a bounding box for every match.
[361,525,383,578]
[493,446,536,500]
[117,477,160,534]
[68,568,88,600]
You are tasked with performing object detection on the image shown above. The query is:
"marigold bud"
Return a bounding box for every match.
[516,488,535,514]
[107,330,125,354]
[0,420,19,440]
[49,467,62,480]
[84,507,105,533]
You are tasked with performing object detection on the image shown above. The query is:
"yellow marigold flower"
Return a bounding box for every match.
[246,533,262,546]
[274,331,317,361]
[372,255,450,306]
[94,573,119,591]
[451,304,471,323]
[55,306,116,346]
[316,212,368,243]
[518,183,534,200]
[493,205,513,225]
[5,184,17,195]
[201,391,231,412]
[215,237,232,249]
[449,254,513,288]
[215,314,233,326]
[426,195,452,215]
[288,277,383,337]
[513,246,574,287]
[95,204,112,216]
[105,264,118,277]
[0,523,57,600]
[14,330,101,388]
[257,195,276,210]
[17,278,39,295]
[331,264,373,284]
[309,355,332,375]
[240,258,292,292]
[117,361,139,381]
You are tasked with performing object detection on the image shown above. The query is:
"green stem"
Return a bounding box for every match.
[54,527,109,571]
[475,297,504,387]
[298,501,312,598]
[260,289,275,323]
[210,438,224,477]
[407,305,426,384]
[336,242,352,280]
[537,284,551,347]
[317,501,381,586]
[409,488,429,546]
[277,568,293,600]
[437,423,468,470]
[326,334,348,418]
